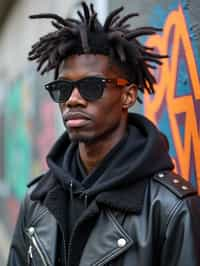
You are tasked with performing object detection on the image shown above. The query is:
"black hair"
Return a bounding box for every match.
[28,2,166,102]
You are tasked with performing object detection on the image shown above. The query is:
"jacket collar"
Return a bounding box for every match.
[95,178,148,213]
[30,171,148,214]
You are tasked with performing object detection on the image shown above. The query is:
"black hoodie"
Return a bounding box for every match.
[31,113,174,265]
[40,112,172,228]
[46,112,173,199]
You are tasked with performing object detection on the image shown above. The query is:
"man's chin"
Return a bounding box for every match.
[68,133,96,143]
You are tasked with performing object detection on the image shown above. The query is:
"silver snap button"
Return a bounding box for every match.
[173,179,180,184]
[182,186,188,190]
[28,227,35,235]
[158,173,165,178]
[117,238,126,248]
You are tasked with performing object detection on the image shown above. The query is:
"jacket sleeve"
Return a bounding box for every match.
[7,196,28,266]
[160,195,200,266]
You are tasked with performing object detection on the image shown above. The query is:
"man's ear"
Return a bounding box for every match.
[121,83,137,110]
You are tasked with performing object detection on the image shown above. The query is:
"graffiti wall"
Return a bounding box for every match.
[144,1,200,192]
[0,72,64,262]
[1,71,63,200]
[0,3,199,263]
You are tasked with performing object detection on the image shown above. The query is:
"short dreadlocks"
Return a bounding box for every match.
[28,2,166,99]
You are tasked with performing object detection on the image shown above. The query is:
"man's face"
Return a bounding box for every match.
[58,54,135,143]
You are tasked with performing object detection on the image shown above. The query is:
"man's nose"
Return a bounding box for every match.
[66,86,86,107]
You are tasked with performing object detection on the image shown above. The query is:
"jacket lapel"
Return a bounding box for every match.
[79,209,134,266]
[26,206,58,266]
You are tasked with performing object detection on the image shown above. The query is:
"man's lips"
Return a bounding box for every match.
[63,112,91,128]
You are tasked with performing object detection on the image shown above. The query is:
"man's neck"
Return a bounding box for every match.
[78,126,127,175]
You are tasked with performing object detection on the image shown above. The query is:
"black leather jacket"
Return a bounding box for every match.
[7,171,200,266]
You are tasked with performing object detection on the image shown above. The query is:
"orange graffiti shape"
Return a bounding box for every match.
[144,5,200,191]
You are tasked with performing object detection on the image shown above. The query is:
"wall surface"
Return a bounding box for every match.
[109,0,200,192]
[143,0,200,192]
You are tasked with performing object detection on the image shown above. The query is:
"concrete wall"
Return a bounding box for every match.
[0,0,74,80]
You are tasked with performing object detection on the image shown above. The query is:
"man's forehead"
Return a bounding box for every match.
[58,54,129,81]
[62,54,109,67]
[58,54,112,77]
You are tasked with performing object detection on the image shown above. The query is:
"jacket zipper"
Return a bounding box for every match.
[67,220,78,266]
[27,245,33,265]
[67,190,88,266]
[58,224,67,266]
[67,180,74,266]
[27,227,48,266]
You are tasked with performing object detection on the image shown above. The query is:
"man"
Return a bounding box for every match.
[8,2,200,266]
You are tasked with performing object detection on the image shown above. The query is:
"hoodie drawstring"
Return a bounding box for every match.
[70,180,88,209]
[84,194,88,208]
[70,180,73,201]
[69,180,75,231]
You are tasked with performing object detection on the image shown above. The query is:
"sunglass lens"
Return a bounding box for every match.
[79,77,105,101]
[47,81,72,103]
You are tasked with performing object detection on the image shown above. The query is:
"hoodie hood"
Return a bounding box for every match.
[45,113,173,200]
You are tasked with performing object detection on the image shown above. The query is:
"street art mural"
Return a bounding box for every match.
[2,72,61,201]
[1,73,62,237]
[4,79,32,199]
[36,99,57,171]
[144,3,200,192]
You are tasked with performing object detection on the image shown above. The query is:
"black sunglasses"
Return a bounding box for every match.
[45,76,129,103]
